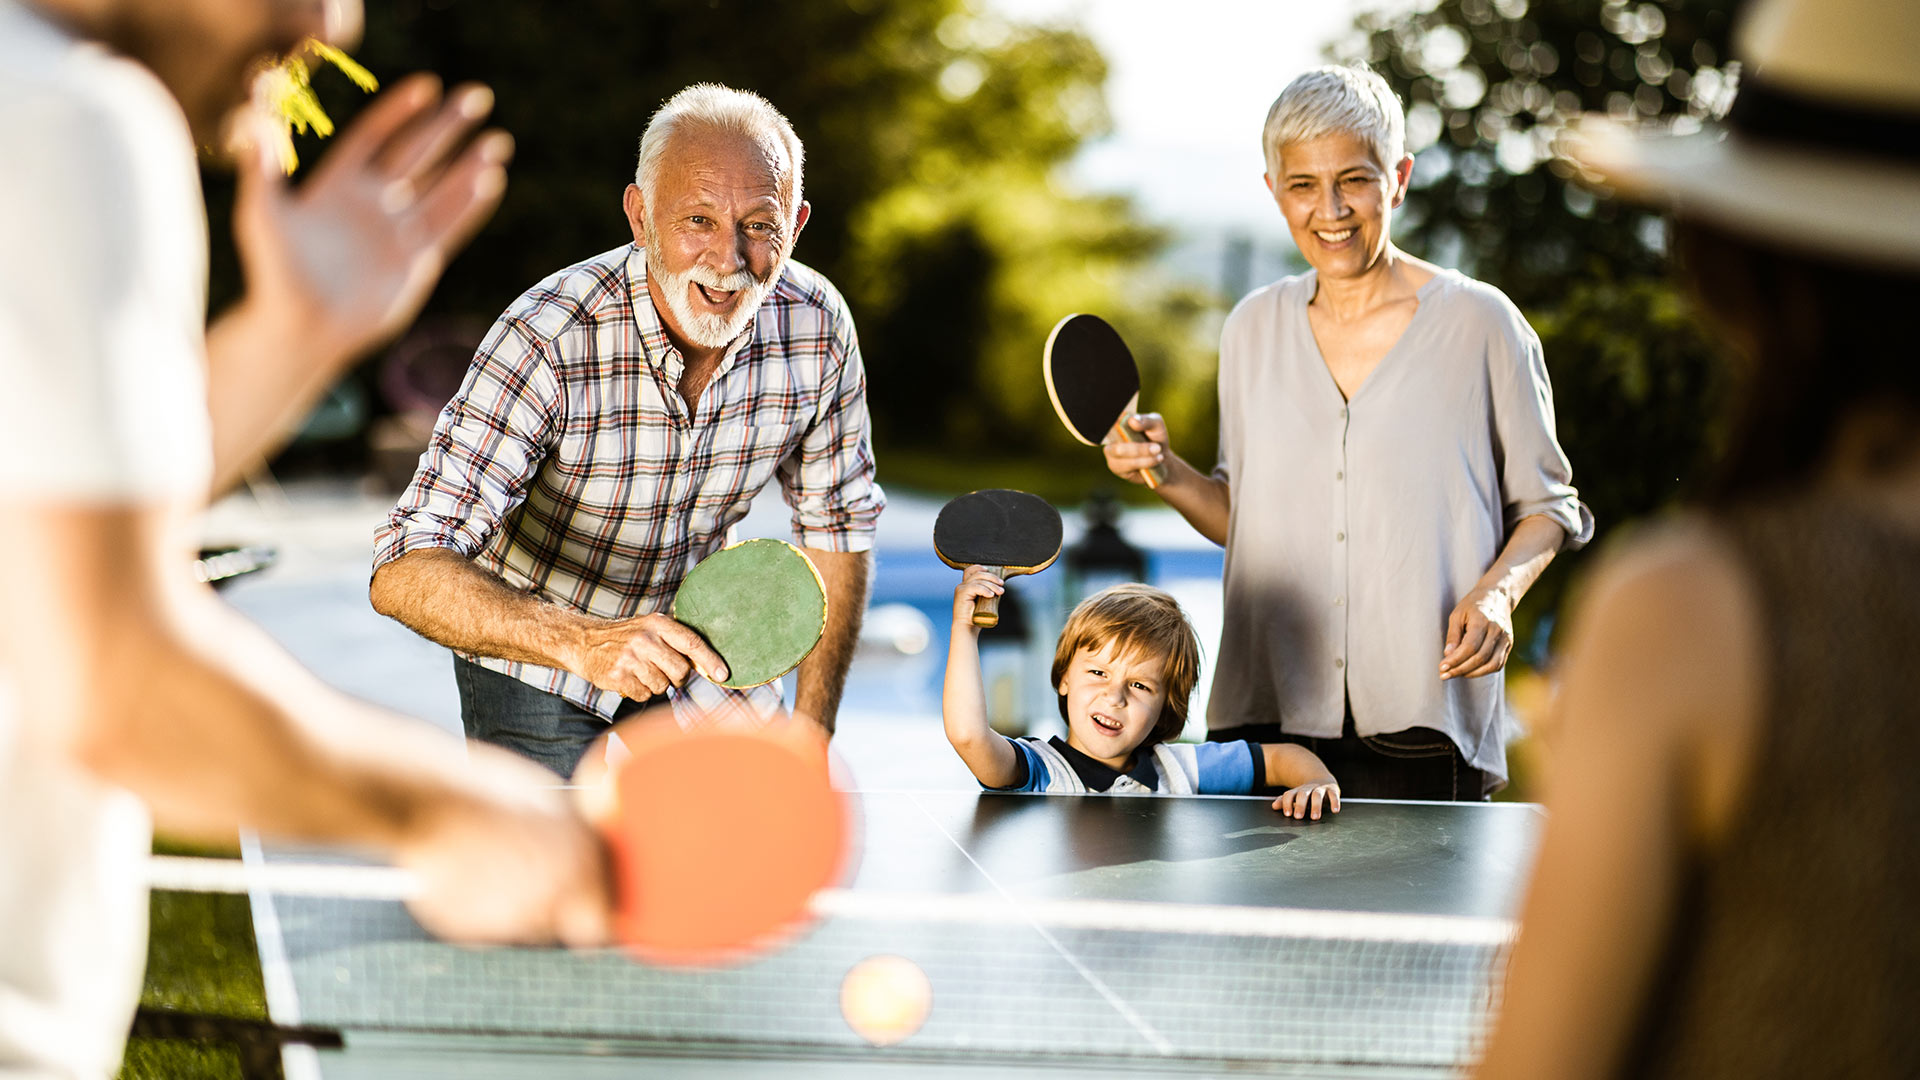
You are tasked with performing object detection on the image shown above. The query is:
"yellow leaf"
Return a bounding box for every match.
[306,41,380,93]
[258,39,378,173]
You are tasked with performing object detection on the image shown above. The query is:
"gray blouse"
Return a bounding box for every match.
[1209,268,1593,781]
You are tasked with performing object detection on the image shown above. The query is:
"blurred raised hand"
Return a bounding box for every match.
[207,74,514,489]
[235,72,511,364]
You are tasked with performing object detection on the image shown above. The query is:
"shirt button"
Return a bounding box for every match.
[1336,531,1345,542]
[1339,408,1349,419]
[1334,658,1345,669]
[1336,471,1344,481]
[1334,596,1345,606]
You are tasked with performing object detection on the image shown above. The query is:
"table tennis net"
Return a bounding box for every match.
[245,881,1513,1073]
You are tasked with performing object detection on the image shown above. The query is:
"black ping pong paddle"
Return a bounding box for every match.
[933,489,1063,629]
[1043,313,1167,489]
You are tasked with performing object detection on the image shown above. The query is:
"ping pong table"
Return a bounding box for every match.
[247,791,1539,1079]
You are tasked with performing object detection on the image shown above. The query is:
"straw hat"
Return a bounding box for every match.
[1560,0,1920,268]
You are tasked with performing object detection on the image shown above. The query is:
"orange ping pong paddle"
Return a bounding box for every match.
[144,718,852,970]
[573,713,850,966]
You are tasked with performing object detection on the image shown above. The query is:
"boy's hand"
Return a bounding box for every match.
[1273,781,1341,821]
[952,565,1005,629]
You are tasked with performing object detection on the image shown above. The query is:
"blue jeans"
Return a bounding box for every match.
[452,657,651,778]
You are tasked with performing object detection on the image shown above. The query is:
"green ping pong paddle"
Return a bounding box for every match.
[671,538,828,689]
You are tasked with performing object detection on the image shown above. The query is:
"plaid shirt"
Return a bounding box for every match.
[373,244,885,719]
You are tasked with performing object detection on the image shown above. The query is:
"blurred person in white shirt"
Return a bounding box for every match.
[0,1,610,1074]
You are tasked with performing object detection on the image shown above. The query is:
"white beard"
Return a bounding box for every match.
[646,236,780,349]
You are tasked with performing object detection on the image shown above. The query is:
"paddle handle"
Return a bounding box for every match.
[972,566,1005,628]
[1116,415,1165,489]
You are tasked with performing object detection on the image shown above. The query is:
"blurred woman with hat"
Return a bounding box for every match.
[1475,0,1920,1076]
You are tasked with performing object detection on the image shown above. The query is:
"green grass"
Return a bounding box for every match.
[119,836,271,1080]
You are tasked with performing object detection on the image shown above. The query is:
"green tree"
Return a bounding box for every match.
[1335,0,1742,304]
[211,0,1218,491]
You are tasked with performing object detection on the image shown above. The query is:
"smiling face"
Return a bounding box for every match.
[625,127,808,353]
[1055,640,1171,770]
[1267,130,1413,284]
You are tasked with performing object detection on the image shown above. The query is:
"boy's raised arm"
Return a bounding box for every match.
[941,567,1022,788]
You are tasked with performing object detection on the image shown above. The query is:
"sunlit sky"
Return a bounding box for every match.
[987,0,1382,237]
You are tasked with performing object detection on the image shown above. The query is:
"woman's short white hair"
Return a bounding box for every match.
[1262,65,1407,179]
[635,83,805,221]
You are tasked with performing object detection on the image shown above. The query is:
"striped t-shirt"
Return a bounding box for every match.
[992,735,1265,795]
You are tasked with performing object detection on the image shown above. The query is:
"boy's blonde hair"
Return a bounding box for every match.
[1050,584,1203,748]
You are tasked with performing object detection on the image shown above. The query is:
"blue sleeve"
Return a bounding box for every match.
[983,737,1049,793]
[1192,740,1260,795]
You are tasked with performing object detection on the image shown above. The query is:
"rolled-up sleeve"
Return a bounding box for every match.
[371,318,563,570]
[779,297,884,552]
[1487,304,1596,549]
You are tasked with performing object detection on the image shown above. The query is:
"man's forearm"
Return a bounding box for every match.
[204,297,354,496]
[791,547,872,735]
[8,504,534,850]
[370,547,594,672]
[95,599,492,845]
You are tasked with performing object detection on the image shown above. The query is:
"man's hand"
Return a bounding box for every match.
[571,614,728,700]
[395,743,611,946]
[1441,586,1515,680]
[1101,413,1170,486]
[231,73,513,366]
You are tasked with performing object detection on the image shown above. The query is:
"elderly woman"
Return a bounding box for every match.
[1474,0,1920,1074]
[1107,65,1591,800]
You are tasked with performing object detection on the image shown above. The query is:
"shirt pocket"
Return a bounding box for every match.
[696,421,801,511]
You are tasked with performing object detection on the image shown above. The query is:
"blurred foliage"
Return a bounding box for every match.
[1519,268,1731,651]
[1533,273,1727,539]
[206,0,1220,491]
[1330,0,1746,654]
[1333,0,1742,306]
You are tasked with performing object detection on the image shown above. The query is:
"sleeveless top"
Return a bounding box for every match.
[1626,494,1920,1078]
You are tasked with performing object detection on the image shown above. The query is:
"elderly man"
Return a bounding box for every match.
[0,0,611,1072]
[1106,65,1591,800]
[371,84,883,777]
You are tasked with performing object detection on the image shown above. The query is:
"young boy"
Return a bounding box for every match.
[944,569,1341,819]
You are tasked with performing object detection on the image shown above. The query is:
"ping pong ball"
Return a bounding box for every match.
[839,954,932,1046]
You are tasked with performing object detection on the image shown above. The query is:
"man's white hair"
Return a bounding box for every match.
[634,83,805,220]
[1262,65,1407,179]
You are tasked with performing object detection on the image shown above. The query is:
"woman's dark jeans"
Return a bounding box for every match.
[1210,710,1495,801]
